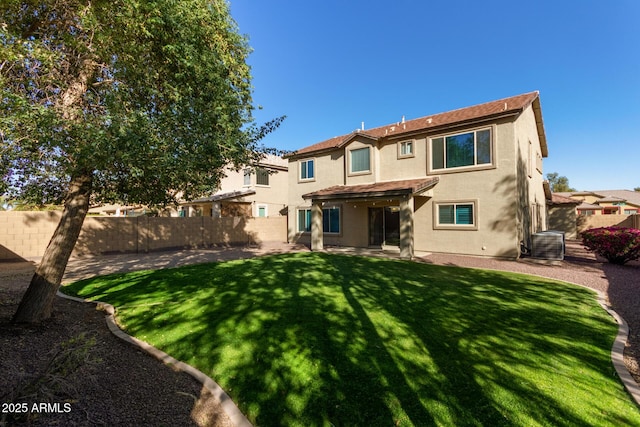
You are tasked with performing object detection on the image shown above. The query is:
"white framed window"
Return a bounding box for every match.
[430,128,493,172]
[256,168,269,186]
[297,208,312,233]
[398,140,414,158]
[349,147,371,174]
[243,168,251,186]
[322,206,340,234]
[297,206,341,234]
[299,159,315,181]
[434,201,477,230]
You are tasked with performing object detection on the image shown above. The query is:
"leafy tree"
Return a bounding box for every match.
[1,0,283,323]
[545,172,576,193]
[634,187,640,192]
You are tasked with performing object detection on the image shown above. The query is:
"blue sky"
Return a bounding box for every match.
[230,1,640,191]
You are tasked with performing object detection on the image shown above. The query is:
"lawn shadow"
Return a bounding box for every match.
[66,252,640,426]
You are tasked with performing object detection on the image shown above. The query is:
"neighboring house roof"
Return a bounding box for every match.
[592,190,640,206]
[302,177,439,201]
[595,196,626,204]
[188,189,256,204]
[548,194,580,206]
[556,190,640,208]
[288,91,546,159]
[577,202,603,210]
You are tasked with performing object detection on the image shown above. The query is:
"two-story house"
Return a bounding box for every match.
[179,154,288,218]
[286,92,548,259]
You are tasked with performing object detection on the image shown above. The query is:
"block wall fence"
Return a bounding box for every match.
[0,212,287,261]
[577,214,640,235]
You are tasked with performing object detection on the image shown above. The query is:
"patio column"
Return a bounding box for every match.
[311,200,324,251]
[399,195,414,259]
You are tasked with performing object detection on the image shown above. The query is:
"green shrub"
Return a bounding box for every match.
[582,227,640,265]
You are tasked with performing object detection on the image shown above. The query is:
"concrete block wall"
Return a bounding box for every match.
[0,212,287,261]
[577,214,637,235]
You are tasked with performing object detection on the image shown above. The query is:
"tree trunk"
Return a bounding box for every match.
[12,172,93,323]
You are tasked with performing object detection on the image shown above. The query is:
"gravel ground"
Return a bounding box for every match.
[1,240,638,426]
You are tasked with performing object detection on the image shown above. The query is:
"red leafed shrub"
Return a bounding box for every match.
[582,227,640,265]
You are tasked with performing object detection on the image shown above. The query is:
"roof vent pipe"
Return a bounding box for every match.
[361,121,365,131]
[401,115,405,124]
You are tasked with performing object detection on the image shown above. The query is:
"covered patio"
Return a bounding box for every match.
[302,177,439,259]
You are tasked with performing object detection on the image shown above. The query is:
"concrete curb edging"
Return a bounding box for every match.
[57,291,253,427]
[597,295,640,406]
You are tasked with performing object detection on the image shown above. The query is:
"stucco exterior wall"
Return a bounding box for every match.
[513,105,548,250]
[288,152,345,243]
[413,119,521,258]
[378,137,427,181]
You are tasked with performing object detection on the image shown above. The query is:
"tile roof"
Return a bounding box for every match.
[577,202,602,210]
[592,190,640,207]
[289,91,544,158]
[302,177,439,200]
[556,190,640,208]
[549,194,580,205]
[191,189,256,203]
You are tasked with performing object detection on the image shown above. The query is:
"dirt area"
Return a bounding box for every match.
[0,263,234,427]
[1,241,638,426]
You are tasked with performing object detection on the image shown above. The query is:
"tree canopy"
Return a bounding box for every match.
[545,172,576,193]
[1,0,282,206]
[1,0,283,322]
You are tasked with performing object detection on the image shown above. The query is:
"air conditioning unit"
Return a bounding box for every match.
[532,231,565,260]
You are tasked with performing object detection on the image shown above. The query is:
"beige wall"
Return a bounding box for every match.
[412,119,521,257]
[548,206,578,239]
[577,214,638,234]
[0,212,287,261]
[514,105,548,248]
[288,152,345,241]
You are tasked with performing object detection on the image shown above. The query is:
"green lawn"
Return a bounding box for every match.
[64,252,640,426]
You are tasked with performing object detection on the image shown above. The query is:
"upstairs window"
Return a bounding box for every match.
[398,140,414,158]
[243,168,251,186]
[300,159,315,181]
[256,168,269,186]
[431,128,492,171]
[350,147,371,174]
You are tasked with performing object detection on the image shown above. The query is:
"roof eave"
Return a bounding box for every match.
[532,96,549,157]
[303,189,412,201]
